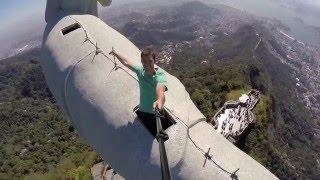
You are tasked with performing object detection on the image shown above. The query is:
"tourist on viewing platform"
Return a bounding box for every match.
[109,47,168,136]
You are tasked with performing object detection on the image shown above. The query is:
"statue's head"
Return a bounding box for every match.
[45,0,112,23]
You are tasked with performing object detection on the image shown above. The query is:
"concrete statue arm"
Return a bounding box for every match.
[98,0,112,7]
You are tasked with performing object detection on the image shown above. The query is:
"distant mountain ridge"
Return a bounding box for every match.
[0,41,41,61]
[112,2,320,178]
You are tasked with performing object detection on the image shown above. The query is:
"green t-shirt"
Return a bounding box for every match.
[131,64,168,114]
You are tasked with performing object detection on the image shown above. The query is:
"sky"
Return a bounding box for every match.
[304,0,320,7]
[0,0,149,59]
[0,0,145,33]
[0,0,46,32]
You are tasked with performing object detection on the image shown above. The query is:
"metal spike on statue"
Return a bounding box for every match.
[41,0,278,179]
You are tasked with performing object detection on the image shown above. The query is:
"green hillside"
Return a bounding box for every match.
[0,57,100,180]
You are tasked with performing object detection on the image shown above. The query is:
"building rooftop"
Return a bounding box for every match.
[212,90,261,143]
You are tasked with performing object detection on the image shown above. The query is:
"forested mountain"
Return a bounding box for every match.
[0,52,100,179]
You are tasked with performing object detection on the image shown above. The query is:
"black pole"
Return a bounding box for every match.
[155,108,172,180]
